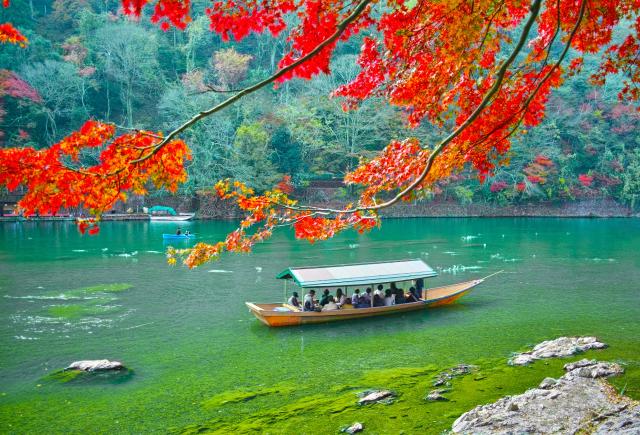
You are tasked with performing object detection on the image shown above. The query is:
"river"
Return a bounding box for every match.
[1,218,639,433]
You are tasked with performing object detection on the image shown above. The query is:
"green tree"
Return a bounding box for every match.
[233,122,280,191]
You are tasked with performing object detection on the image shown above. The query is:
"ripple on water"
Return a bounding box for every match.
[439,265,484,274]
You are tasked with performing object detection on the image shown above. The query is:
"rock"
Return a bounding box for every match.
[433,364,477,386]
[508,336,607,366]
[66,359,124,372]
[452,360,638,434]
[426,389,449,401]
[538,377,558,389]
[594,407,640,434]
[564,359,623,379]
[357,390,395,405]
[451,364,477,376]
[341,422,364,434]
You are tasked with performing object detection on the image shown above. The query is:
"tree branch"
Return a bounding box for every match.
[271,0,543,215]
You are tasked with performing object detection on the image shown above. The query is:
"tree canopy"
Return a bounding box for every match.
[0,0,638,267]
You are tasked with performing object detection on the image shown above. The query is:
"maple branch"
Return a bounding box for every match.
[272,0,543,215]
[463,0,587,152]
[58,0,373,179]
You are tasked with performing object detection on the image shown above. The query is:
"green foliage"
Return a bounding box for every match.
[233,122,281,191]
[622,150,640,210]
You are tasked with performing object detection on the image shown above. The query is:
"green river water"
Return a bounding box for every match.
[1,218,639,434]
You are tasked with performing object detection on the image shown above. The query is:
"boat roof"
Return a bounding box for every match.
[276,259,437,288]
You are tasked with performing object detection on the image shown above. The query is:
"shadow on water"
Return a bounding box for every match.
[42,368,135,386]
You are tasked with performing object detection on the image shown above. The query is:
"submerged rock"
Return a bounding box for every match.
[357,390,395,405]
[66,359,124,372]
[341,422,364,434]
[509,336,607,365]
[433,363,478,386]
[452,360,638,434]
[426,389,449,402]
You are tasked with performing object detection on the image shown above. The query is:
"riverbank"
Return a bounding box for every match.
[153,195,640,219]
[2,195,636,221]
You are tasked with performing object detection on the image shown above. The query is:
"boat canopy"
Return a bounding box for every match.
[147,205,177,215]
[276,259,437,288]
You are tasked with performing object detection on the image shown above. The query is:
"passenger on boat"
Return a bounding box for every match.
[351,289,361,307]
[303,290,317,311]
[335,288,346,307]
[185,230,191,236]
[361,288,372,306]
[176,228,182,235]
[321,296,339,311]
[406,287,420,302]
[288,291,300,308]
[394,287,406,304]
[319,289,333,306]
[383,289,395,306]
[373,292,384,307]
[374,284,385,299]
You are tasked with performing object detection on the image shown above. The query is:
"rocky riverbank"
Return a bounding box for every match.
[452,337,639,434]
[452,359,639,433]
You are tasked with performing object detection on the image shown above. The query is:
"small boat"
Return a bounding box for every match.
[162,233,196,240]
[146,206,195,222]
[151,213,195,222]
[245,259,500,327]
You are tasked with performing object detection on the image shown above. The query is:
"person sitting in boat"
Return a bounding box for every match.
[374,284,385,299]
[360,288,372,307]
[373,291,384,307]
[321,296,339,311]
[176,227,182,235]
[288,291,300,308]
[406,286,420,302]
[335,288,346,307]
[184,230,191,236]
[351,289,361,307]
[383,289,396,306]
[303,290,317,312]
[319,289,333,307]
[394,287,406,304]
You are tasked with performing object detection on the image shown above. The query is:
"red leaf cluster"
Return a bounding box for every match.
[578,173,594,187]
[0,23,27,47]
[0,121,190,222]
[490,181,509,193]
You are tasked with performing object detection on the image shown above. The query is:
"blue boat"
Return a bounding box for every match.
[162,233,195,240]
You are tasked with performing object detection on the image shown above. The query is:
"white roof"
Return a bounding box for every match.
[277,259,436,288]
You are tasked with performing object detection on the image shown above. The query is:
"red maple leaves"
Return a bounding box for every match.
[0,23,27,46]
[0,121,190,219]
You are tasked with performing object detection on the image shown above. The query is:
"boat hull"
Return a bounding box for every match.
[150,213,195,222]
[162,234,195,240]
[246,279,483,327]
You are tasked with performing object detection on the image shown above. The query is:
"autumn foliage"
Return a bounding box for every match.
[1,0,639,267]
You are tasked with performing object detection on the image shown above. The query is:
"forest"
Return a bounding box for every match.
[1,0,639,209]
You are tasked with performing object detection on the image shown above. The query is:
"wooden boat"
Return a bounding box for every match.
[162,233,195,240]
[245,259,500,327]
[151,213,195,222]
